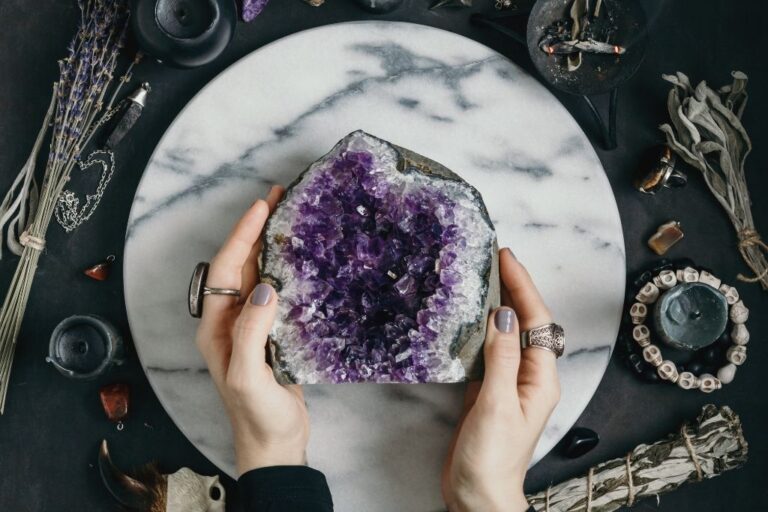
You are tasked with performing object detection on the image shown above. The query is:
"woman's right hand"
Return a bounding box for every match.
[195,186,311,476]
[441,248,561,512]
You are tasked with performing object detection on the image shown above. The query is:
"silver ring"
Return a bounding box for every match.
[188,262,241,318]
[521,323,565,358]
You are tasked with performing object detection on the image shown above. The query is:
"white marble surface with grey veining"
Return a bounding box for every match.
[124,22,625,512]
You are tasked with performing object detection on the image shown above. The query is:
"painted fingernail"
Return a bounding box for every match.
[494,307,516,333]
[251,283,272,306]
[505,247,517,260]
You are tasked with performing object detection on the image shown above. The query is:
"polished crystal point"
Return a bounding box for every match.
[261,131,499,384]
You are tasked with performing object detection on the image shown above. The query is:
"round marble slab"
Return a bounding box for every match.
[124,21,625,512]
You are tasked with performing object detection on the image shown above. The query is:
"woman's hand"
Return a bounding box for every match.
[442,248,561,512]
[195,186,310,476]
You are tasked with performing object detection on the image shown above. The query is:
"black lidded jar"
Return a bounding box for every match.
[130,0,237,68]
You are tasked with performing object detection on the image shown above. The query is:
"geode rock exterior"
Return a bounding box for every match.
[261,131,499,384]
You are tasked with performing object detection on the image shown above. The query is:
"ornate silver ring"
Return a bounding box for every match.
[188,262,241,318]
[521,323,565,358]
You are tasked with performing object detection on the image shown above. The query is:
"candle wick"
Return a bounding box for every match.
[690,309,702,320]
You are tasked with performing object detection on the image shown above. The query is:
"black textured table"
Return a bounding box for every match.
[0,1,766,510]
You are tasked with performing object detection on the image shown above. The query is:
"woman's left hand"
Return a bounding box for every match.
[195,186,310,476]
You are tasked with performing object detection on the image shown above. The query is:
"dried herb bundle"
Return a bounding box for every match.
[0,0,136,413]
[659,71,768,290]
[526,405,748,511]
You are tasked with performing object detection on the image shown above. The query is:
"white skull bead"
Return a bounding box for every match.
[656,270,678,290]
[677,371,699,390]
[731,324,750,345]
[657,360,679,382]
[717,363,737,385]
[630,303,648,325]
[632,325,651,346]
[681,267,700,283]
[730,300,749,324]
[642,344,662,366]
[698,374,722,393]
[698,270,722,289]
[719,283,740,305]
[635,282,660,304]
[726,345,747,366]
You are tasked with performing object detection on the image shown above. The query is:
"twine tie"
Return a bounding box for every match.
[737,229,768,283]
[625,452,635,506]
[19,230,45,252]
[585,466,594,511]
[681,424,703,481]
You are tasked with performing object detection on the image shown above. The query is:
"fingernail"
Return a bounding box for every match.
[505,247,517,260]
[251,283,272,306]
[494,307,516,333]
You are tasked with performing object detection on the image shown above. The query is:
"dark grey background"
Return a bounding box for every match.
[1,1,766,510]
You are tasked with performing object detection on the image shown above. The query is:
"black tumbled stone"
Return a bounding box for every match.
[632,270,653,290]
[641,367,661,383]
[561,427,600,458]
[674,258,696,270]
[650,259,674,274]
[702,346,721,364]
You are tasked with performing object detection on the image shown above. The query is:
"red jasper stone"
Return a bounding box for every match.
[99,383,129,422]
[84,262,110,281]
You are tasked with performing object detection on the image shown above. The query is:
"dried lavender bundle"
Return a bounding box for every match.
[659,71,768,290]
[0,0,135,413]
[526,405,748,512]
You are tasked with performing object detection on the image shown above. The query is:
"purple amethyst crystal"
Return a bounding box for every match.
[261,131,499,384]
[241,0,270,22]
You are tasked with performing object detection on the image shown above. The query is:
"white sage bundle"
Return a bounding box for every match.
[659,71,768,290]
[526,405,748,512]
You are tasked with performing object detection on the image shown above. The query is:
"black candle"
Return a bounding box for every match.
[653,283,728,351]
[130,0,236,68]
[155,0,216,39]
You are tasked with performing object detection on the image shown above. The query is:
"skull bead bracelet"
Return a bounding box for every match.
[628,266,749,393]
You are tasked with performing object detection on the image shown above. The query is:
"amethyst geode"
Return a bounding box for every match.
[261,131,499,384]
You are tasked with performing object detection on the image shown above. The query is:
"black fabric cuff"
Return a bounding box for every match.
[239,465,334,512]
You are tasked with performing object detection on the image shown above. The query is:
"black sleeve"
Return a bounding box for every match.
[238,465,334,512]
